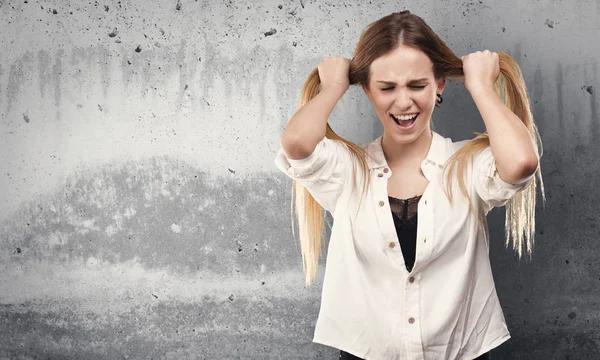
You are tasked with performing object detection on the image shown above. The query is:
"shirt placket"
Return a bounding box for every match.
[372,166,406,273]
[371,165,422,360]
[373,160,438,360]
[404,158,437,360]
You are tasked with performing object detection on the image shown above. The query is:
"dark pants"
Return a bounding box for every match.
[339,350,492,359]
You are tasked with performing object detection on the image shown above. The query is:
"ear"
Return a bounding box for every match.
[362,83,373,102]
[436,76,446,95]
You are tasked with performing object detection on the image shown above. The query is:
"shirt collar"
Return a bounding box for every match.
[363,130,450,170]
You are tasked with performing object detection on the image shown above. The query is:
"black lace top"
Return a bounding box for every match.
[388,194,422,272]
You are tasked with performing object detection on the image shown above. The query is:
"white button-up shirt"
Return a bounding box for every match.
[274,131,535,360]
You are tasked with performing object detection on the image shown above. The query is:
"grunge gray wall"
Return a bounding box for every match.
[1,0,598,358]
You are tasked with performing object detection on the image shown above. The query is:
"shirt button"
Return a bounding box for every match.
[388,241,396,248]
[408,317,415,324]
[409,277,415,283]
[378,173,383,177]
[379,201,385,207]
[383,168,389,173]
[424,200,427,205]
[424,238,427,243]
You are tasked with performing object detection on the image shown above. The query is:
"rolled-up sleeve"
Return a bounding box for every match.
[274,137,352,214]
[473,146,536,211]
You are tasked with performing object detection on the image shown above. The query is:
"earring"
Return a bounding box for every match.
[435,93,443,107]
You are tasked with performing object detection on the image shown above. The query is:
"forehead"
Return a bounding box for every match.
[369,45,434,83]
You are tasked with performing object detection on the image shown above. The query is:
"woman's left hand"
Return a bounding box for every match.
[461,50,500,93]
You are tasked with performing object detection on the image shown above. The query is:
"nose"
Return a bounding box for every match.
[394,89,413,110]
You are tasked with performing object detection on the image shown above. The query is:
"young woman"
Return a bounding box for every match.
[274,11,544,360]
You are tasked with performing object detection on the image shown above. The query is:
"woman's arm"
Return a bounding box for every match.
[463,50,539,185]
[280,57,350,160]
[280,86,346,159]
[470,86,539,184]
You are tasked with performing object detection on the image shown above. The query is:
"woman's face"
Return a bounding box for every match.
[362,44,445,144]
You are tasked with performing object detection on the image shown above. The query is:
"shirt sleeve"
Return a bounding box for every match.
[473,146,536,211]
[274,137,353,214]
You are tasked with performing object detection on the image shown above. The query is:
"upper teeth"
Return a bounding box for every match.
[393,113,418,121]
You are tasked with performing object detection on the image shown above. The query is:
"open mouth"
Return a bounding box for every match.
[391,113,419,128]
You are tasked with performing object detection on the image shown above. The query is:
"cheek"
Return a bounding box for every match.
[416,92,436,110]
[373,95,393,111]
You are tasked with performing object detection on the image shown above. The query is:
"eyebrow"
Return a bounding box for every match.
[376,78,429,85]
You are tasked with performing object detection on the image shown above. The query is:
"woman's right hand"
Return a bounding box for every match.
[318,56,351,93]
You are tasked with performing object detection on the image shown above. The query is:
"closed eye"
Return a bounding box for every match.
[381,85,426,91]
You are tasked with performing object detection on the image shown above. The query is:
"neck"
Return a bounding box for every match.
[381,129,433,168]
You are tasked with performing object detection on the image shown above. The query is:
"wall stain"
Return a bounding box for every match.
[176,39,197,107]
[556,63,565,136]
[590,63,598,139]
[1,155,298,274]
[37,50,51,98]
[4,41,305,128]
[6,52,32,117]
[532,65,544,130]
[97,46,111,98]
[51,49,63,112]
[0,297,324,358]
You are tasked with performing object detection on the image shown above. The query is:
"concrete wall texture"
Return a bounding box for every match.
[0,0,598,358]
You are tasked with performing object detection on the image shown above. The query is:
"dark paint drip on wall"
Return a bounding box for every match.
[532,66,545,137]
[37,50,51,98]
[590,64,598,139]
[52,49,64,110]
[176,39,194,106]
[556,63,565,136]
[6,53,30,117]
[272,45,295,131]
[98,46,111,98]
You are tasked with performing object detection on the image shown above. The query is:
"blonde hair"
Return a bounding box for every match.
[290,11,545,287]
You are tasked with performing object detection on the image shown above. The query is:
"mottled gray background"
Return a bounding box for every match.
[0,0,598,359]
